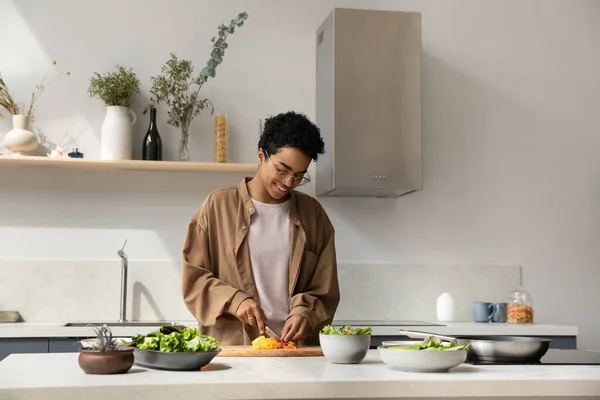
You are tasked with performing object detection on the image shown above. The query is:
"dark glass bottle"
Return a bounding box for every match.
[143,107,162,161]
[68,148,84,158]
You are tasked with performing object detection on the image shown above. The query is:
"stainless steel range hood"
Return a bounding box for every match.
[315,8,423,198]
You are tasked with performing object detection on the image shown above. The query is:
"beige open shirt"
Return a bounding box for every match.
[181,177,340,345]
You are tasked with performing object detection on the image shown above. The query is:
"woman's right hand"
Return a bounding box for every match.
[236,298,266,334]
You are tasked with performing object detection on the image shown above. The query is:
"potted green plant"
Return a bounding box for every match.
[88,65,140,160]
[78,324,134,375]
[148,11,248,161]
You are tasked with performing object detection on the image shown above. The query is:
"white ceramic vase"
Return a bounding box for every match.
[436,292,455,323]
[3,115,38,154]
[101,106,137,160]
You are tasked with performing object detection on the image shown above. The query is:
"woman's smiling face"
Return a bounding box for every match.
[259,147,311,201]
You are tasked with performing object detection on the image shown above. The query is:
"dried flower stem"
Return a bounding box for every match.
[0,61,70,121]
[0,74,20,119]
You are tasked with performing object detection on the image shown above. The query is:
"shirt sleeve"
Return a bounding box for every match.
[181,198,252,327]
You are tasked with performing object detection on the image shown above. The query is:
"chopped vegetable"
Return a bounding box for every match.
[320,325,372,335]
[388,340,469,351]
[252,335,297,350]
[124,325,219,353]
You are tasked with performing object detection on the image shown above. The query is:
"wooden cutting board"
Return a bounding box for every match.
[217,345,323,357]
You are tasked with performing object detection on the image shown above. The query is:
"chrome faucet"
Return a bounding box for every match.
[117,240,128,323]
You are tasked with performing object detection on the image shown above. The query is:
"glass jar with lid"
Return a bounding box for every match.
[507,287,534,323]
[214,114,228,163]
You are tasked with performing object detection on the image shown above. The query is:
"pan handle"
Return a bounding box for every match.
[398,330,458,343]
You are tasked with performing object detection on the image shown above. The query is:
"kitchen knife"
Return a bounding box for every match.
[265,326,283,342]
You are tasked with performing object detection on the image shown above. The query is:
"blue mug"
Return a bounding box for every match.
[473,302,508,323]
[490,302,508,323]
[473,302,492,323]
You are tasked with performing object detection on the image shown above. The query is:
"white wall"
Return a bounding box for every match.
[0,0,599,348]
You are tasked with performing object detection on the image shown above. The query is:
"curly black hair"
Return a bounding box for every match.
[258,111,325,161]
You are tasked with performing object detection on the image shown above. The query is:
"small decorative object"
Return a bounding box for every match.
[142,106,162,161]
[0,61,70,154]
[148,12,248,161]
[436,292,455,323]
[214,114,228,163]
[68,147,84,158]
[88,65,140,160]
[0,310,20,323]
[47,144,66,158]
[78,324,134,375]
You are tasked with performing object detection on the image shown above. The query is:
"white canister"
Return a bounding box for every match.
[100,106,136,160]
[436,292,455,322]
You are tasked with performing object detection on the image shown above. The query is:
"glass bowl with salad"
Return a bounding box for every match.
[319,325,372,364]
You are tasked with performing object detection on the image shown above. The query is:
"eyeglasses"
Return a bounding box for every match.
[264,150,311,186]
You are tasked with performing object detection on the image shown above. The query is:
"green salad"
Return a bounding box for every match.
[388,340,469,351]
[124,325,219,353]
[321,324,372,335]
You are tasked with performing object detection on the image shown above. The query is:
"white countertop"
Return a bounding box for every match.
[0,351,599,400]
[0,320,578,339]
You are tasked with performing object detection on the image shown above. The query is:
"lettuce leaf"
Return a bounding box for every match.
[126,326,219,353]
[321,324,373,335]
[388,340,470,351]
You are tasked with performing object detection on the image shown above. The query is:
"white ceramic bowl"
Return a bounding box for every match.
[377,345,467,372]
[319,333,371,364]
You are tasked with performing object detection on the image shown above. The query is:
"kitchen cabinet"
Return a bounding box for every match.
[48,338,82,353]
[0,338,48,361]
[0,338,82,361]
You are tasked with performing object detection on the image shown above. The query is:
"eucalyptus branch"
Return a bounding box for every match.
[199,12,248,82]
[147,12,248,132]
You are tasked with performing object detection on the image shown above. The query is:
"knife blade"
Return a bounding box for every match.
[265,326,283,342]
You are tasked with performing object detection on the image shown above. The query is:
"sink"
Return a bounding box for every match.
[64,321,178,327]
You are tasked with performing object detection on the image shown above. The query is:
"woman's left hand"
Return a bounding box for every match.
[281,314,309,343]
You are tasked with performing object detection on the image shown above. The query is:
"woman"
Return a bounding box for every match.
[181,111,340,345]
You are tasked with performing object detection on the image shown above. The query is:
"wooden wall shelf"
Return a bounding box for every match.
[0,155,256,173]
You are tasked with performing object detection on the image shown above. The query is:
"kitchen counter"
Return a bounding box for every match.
[0,321,579,338]
[0,321,196,339]
[1,351,599,400]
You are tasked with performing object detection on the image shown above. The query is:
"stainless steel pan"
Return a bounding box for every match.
[455,335,551,363]
[398,330,552,364]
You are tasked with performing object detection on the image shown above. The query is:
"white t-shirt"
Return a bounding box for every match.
[247,198,291,335]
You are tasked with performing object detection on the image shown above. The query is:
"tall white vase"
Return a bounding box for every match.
[3,115,38,154]
[101,106,137,160]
